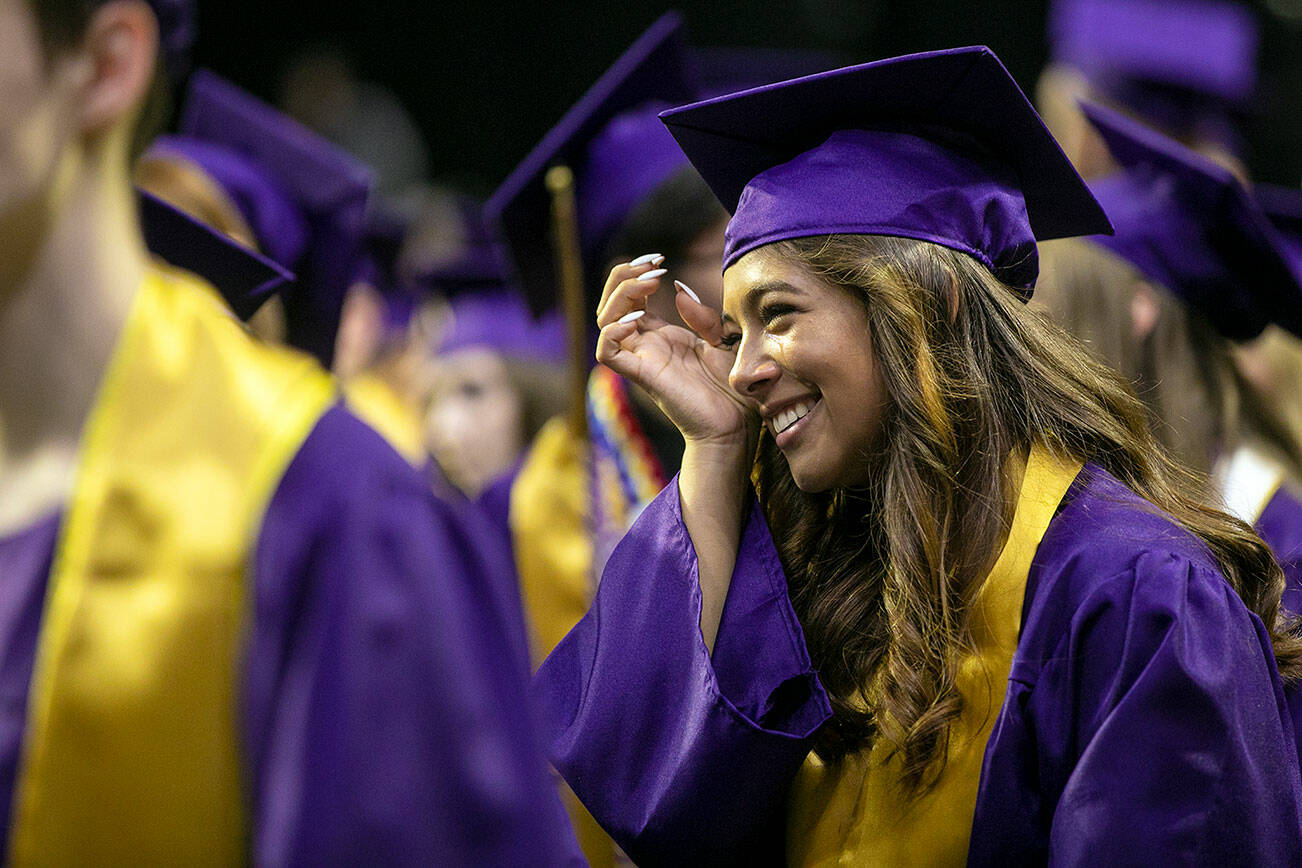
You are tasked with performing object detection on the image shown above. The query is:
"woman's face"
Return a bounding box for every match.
[425,347,525,497]
[721,246,887,492]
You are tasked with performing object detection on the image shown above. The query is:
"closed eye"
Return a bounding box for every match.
[718,331,741,350]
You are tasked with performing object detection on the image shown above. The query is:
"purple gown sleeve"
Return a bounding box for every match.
[1257,487,1302,616]
[1031,552,1302,864]
[531,477,831,866]
[245,406,582,866]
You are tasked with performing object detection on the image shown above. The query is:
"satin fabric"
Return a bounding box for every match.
[10,265,334,864]
[1258,485,1302,616]
[0,269,579,865]
[725,129,1039,288]
[532,462,1302,865]
[787,447,1081,866]
[343,372,429,468]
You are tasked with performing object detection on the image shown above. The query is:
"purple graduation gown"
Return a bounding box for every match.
[532,463,1302,865]
[0,405,580,866]
[1258,485,1302,616]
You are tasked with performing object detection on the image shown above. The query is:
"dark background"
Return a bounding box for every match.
[191,0,1302,194]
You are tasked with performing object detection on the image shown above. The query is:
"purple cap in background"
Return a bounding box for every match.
[147,136,312,269]
[1049,0,1258,150]
[486,11,697,316]
[137,187,294,319]
[170,69,374,368]
[660,46,1112,292]
[438,290,566,365]
[1081,102,1302,341]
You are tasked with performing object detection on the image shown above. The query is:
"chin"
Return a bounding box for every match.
[788,464,837,493]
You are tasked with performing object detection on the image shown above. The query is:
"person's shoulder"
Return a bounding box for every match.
[1020,464,1241,658]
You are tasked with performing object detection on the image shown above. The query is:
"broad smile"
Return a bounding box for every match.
[765,395,821,447]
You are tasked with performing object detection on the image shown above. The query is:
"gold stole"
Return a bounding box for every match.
[8,265,335,865]
[787,445,1083,867]
[343,373,427,468]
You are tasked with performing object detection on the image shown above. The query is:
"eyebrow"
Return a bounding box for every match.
[721,280,803,326]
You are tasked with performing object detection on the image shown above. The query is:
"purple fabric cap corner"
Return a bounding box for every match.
[486,11,697,315]
[661,46,1111,293]
[1080,102,1302,341]
[136,188,294,320]
[175,69,375,368]
[576,104,690,265]
[147,136,312,269]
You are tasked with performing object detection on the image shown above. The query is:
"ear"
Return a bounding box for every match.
[76,1,158,135]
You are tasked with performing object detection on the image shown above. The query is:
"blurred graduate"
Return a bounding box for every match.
[0,0,579,862]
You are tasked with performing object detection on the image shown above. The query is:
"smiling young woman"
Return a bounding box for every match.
[532,47,1302,866]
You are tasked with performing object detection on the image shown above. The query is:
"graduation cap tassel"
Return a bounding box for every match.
[545,164,590,440]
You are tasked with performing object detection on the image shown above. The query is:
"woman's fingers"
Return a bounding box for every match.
[597,256,660,310]
[596,265,667,328]
[675,280,726,346]
[594,316,644,374]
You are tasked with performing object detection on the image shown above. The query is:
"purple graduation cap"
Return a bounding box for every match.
[659,46,1112,293]
[157,69,374,368]
[486,12,697,315]
[1080,102,1302,341]
[438,290,566,365]
[1049,0,1258,149]
[137,188,293,319]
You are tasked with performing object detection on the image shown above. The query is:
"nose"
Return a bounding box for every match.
[729,334,781,398]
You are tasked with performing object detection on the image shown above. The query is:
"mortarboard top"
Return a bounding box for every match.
[137,188,294,320]
[486,12,696,316]
[659,46,1112,292]
[1049,0,1257,150]
[1080,102,1302,341]
[176,69,374,368]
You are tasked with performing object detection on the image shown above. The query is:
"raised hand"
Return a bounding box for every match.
[595,257,755,447]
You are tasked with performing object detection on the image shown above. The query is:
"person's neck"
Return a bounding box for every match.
[0,146,147,531]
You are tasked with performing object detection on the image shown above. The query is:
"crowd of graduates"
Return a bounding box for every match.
[6,0,1302,863]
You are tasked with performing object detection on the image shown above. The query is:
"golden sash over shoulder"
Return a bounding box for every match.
[9,265,335,866]
[787,445,1083,867]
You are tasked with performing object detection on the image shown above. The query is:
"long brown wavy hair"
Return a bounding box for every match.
[751,234,1302,796]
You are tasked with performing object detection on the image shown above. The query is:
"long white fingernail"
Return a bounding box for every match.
[617,310,646,324]
[629,253,662,267]
[674,280,701,305]
[636,268,667,282]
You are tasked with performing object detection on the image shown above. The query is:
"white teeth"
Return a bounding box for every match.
[773,401,814,435]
